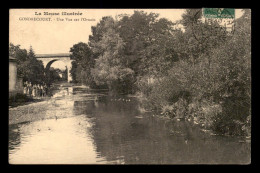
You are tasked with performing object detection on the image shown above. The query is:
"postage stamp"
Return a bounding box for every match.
[201,8,236,36]
[203,8,235,19]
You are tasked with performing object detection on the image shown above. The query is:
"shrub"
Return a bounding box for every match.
[9,93,33,107]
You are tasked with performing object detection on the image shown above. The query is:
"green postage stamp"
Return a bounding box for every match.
[202,8,236,34]
[203,8,235,18]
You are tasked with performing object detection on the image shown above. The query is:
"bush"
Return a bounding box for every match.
[139,46,250,135]
[185,96,250,136]
[191,100,222,129]
[139,72,192,116]
[136,76,153,97]
[9,93,33,107]
[213,95,250,136]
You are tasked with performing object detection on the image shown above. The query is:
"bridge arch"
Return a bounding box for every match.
[35,53,72,82]
[46,59,59,70]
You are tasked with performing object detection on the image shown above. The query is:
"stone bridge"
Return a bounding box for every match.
[35,53,72,82]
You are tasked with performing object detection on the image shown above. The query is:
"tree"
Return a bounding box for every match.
[90,18,134,94]
[9,44,45,84]
[117,11,177,78]
[69,42,96,87]
[48,67,62,82]
[9,43,28,78]
[88,11,181,94]
[89,16,115,59]
[180,9,229,63]
[23,46,45,84]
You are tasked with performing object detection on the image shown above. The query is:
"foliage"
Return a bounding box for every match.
[142,9,251,136]
[69,9,251,136]
[45,67,62,84]
[90,17,135,94]
[9,93,34,107]
[69,42,96,87]
[88,11,179,94]
[9,44,45,85]
[117,11,177,77]
[9,43,28,78]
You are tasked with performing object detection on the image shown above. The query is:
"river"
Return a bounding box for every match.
[9,84,251,164]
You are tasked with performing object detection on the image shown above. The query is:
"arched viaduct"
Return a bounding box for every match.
[35,53,73,82]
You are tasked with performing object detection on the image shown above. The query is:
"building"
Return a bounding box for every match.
[9,56,23,97]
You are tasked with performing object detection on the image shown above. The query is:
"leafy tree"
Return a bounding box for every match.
[90,18,134,94]
[9,44,45,84]
[70,61,78,83]
[117,11,177,78]
[48,67,62,82]
[180,9,229,63]
[9,43,28,78]
[89,16,115,59]
[23,46,45,84]
[88,11,180,94]
[69,42,96,87]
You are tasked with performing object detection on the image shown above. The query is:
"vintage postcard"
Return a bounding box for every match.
[9,8,251,164]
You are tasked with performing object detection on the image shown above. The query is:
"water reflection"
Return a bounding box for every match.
[9,124,22,151]
[9,116,110,164]
[9,86,251,164]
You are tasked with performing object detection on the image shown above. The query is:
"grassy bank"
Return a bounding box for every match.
[138,87,251,137]
[137,69,251,137]
[8,83,58,108]
[9,93,40,108]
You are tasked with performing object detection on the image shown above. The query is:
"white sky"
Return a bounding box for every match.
[9,9,244,70]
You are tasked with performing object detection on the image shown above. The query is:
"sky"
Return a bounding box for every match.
[9,9,244,70]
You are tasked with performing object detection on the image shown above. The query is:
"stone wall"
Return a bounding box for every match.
[9,61,23,97]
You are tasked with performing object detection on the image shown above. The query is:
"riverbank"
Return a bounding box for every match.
[134,90,251,139]
[9,93,40,108]
[9,100,51,125]
[9,94,74,125]
[9,86,251,164]
[9,81,73,108]
[9,82,75,125]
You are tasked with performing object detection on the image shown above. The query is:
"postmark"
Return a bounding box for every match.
[203,8,235,34]
[190,8,236,46]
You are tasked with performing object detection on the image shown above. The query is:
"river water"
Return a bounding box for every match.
[9,85,251,164]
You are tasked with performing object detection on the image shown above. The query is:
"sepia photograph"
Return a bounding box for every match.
[9,8,251,164]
